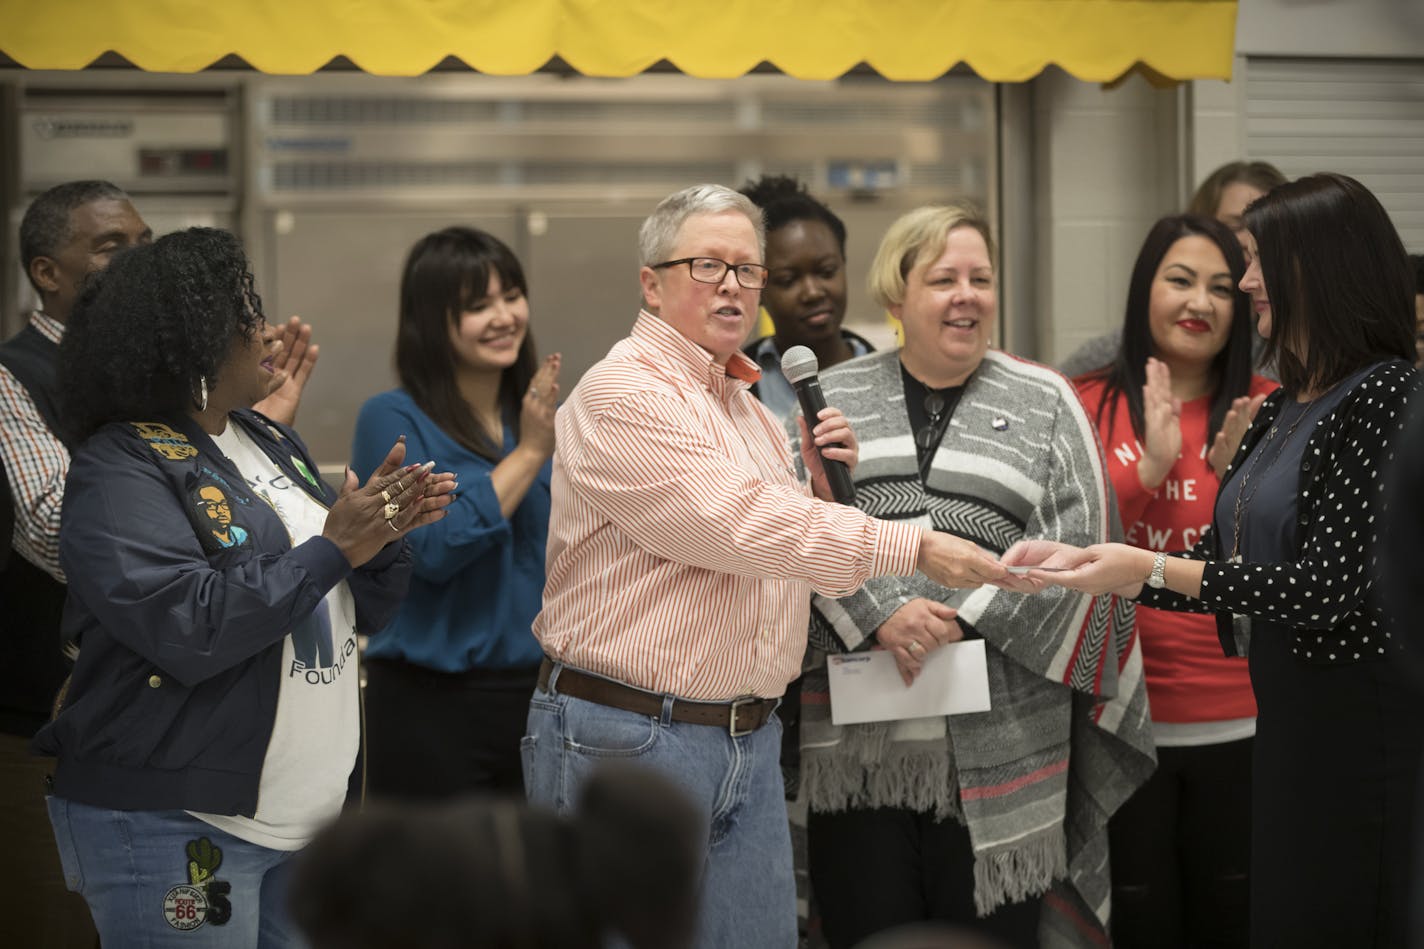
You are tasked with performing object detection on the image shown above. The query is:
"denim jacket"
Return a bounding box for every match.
[33,409,412,816]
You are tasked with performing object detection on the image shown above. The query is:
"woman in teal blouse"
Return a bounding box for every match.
[352,227,560,799]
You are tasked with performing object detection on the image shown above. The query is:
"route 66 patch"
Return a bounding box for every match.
[163,883,208,931]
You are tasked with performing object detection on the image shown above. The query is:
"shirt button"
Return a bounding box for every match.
[148,675,162,688]
[1298,514,1309,525]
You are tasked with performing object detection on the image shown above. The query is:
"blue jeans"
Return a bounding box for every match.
[522,663,796,949]
[46,797,308,948]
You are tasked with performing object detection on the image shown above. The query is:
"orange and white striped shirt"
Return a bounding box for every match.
[534,312,921,700]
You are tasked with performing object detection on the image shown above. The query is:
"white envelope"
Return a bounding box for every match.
[826,640,991,726]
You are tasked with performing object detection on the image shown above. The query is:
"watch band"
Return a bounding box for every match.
[1147,552,1168,589]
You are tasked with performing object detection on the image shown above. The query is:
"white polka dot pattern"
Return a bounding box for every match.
[1137,361,1419,666]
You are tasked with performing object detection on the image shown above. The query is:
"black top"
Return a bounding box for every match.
[1138,359,1419,666]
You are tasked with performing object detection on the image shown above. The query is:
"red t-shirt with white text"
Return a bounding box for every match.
[1077,374,1276,723]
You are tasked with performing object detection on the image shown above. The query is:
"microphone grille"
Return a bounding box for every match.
[781,345,819,384]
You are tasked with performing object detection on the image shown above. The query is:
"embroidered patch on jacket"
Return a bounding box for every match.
[188,478,253,552]
[131,422,198,460]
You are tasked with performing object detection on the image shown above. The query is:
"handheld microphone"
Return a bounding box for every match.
[781,346,856,505]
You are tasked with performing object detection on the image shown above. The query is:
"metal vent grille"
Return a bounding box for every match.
[908,158,988,195]
[271,97,502,125]
[271,160,739,190]
[761,99,952,127]
[519,100,736,124]
[519,162,736,185]
[273,161,503,189]
[1245,58,1424,248]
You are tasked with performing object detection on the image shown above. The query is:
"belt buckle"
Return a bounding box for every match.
[728,695,759,737]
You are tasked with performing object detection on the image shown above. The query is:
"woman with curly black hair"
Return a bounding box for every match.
[351,227,560,800]
[738,175,874,418]
[34,227,455,947]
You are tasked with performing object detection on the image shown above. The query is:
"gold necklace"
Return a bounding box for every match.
[1230,399,1312,561]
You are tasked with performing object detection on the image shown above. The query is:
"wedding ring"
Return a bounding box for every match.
[529,387,540,398]
[907,640,923,655]
[380,488,392,503]
[383,501,400,520]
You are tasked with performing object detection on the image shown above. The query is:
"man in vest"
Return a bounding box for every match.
[0,180,317,947]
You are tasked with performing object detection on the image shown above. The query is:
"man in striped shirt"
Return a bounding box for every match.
[0,181,316,948]
[524,184,1011,948]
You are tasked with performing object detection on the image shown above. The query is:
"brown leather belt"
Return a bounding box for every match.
[537,658,778,737]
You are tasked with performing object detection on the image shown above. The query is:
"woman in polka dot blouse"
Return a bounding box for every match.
[1004,172,1421,947]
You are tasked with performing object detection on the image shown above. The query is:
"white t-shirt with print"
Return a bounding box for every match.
[189,420,359,851]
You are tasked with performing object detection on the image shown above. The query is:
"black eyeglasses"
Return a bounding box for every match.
[651,257,770,290]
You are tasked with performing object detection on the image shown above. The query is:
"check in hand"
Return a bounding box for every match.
[1001,539,1150,598]
[916,530,1009,589]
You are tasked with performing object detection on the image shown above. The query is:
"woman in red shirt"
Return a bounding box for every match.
[1074,214,1275,948]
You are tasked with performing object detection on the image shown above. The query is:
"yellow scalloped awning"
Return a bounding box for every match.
[0,0,1237,83]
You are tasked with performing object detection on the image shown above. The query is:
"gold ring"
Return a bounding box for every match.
[383,501,400,520]
[380,488,392,503]
[907,640,923,654]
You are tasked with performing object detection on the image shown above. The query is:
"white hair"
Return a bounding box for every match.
[637,184,765,267]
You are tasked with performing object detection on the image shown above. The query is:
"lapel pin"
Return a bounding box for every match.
[991,417,1009,431]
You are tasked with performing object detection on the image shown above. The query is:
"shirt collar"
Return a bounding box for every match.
[633,310,762,391]
[29,310,64,345]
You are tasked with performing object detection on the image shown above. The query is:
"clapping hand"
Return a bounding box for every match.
[520,354,562,460]
[323,437,456,568]
[1207,393,1268,479]
[1138,357,1182,491]
[254,316,320,426]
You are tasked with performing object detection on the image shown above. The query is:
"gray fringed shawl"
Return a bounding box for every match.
[794,350,1155,947]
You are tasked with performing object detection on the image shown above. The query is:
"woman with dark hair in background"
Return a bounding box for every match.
[1187,161,1290,240]
[739,175,874,418]
[1060,160,1287,379]
[1074,215,1275,947]
[352,226,560,800]
[35,227,452,945]
[1008,173,1423,946]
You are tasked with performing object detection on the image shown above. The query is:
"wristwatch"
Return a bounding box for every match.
[1146,552,1168,589]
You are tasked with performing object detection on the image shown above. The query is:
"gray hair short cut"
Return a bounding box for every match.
[867,202,996,311]
[20,180,133,292]
[637,184,766,268]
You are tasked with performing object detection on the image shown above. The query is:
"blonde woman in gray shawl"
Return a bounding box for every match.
[791,203,1155,949]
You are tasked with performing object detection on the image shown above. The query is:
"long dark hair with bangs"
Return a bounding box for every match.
[395,227,537,460]
[1244,173,1415,394]
[61,227,264,440]
[1089,214,1256,447]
